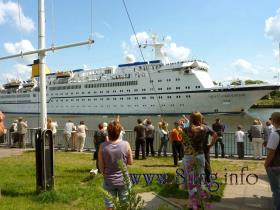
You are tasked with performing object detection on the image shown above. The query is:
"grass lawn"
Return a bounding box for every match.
[0,150,263,210]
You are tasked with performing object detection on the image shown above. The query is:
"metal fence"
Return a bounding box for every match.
[0,129,267,156]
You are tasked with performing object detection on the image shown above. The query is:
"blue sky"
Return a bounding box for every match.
[0,0,280,84]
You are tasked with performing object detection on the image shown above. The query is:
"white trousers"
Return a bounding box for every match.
[252,138,264,159]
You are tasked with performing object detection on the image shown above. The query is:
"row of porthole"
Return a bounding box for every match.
[52,95,191,102]
[47,86,195,96]
[49,104,181,108]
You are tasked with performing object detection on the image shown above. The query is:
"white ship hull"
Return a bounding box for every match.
[0,59,278,115]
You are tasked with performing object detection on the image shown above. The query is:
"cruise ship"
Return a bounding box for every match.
[0,38,279,115]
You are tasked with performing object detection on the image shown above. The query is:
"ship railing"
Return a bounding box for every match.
[0,129,267,157]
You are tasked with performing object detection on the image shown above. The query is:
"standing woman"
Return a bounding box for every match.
[249,119,264,159]
[17,117,28,148]
[183,112,215,196]
[98,120,133,210]
[76,121,88,152]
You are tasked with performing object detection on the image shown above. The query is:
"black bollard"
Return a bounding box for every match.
[35,129,54,192]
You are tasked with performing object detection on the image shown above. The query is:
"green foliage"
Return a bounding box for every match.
[245,80,264,85]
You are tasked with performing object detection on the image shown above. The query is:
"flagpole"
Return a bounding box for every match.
[39,0,47,130]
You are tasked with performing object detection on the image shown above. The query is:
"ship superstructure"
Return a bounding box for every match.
[0,37,278,114]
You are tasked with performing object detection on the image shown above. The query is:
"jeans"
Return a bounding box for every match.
[215,137,225,157]
[135,139,146,159]
[172,141,184,165]
[266,167,280,210]
[103,182,129,208]
[158,137,168,156]
[146,137,155,156]
[237,142,244,159]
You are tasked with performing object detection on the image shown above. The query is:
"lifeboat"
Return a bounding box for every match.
[56,71,71,78]
[3,79,21,89]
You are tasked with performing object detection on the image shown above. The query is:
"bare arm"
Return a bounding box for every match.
[264,148,276,168]
[208,132,218,148]
[98,144,105,175]
[127,142,133,165]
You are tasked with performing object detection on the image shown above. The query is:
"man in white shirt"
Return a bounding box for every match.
[264,112,280,210]
[234,125,245,159]
[63,120,75,151]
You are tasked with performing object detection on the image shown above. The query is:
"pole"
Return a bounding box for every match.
[39,0,47,130]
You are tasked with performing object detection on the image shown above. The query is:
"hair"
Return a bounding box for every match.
[107,120,122,141]
[47,118,52,122]
[271,112,280,127]
[189,112,203,136]
[266,120,271,126]
[18,117,23,122]
[80,121,84,125]
[237,125,242,130]
[146,119,151,125]
[215,118,220,122]
[98,122,104,130]
[253,120,258,125]
[137,119,142,124]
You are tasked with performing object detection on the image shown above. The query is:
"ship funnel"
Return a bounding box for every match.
[28,59,50,78]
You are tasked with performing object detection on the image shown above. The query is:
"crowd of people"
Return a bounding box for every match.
[0,111,279,210]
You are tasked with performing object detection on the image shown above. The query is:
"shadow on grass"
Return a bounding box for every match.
[63,168,91,173]
[142,164,177,168]
[1,188,36,197]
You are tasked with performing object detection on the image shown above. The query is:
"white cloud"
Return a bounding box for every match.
[94,32,104,39]
[162,42,190,61]
[0,1,34,32]
[270,67,280,73]
[232,59,258,74]
[4,39,36,63]
[273,48,279,59]
[1,63,31,83]
[265,8,280,41]
[130,32,150,46]
[127,32,191,62]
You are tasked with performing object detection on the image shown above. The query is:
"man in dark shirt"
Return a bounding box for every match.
[203,119,217,183]
[134,119,146,159]
[212,118,225,158]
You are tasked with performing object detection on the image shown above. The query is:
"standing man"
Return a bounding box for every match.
[134,119,146,160]
[212,118,225,158]
[94,122,108,172]
[201,118,217,183]
[170,121,184,166]
[63,120,75,151]
[235,125,245,159]
[145,119,155,157]
[264,112,280,210]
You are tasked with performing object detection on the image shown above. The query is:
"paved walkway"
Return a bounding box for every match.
[0,145,33,158]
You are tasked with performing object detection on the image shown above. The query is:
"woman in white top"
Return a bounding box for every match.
[235,125,245,159]
[76,121,88,152]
